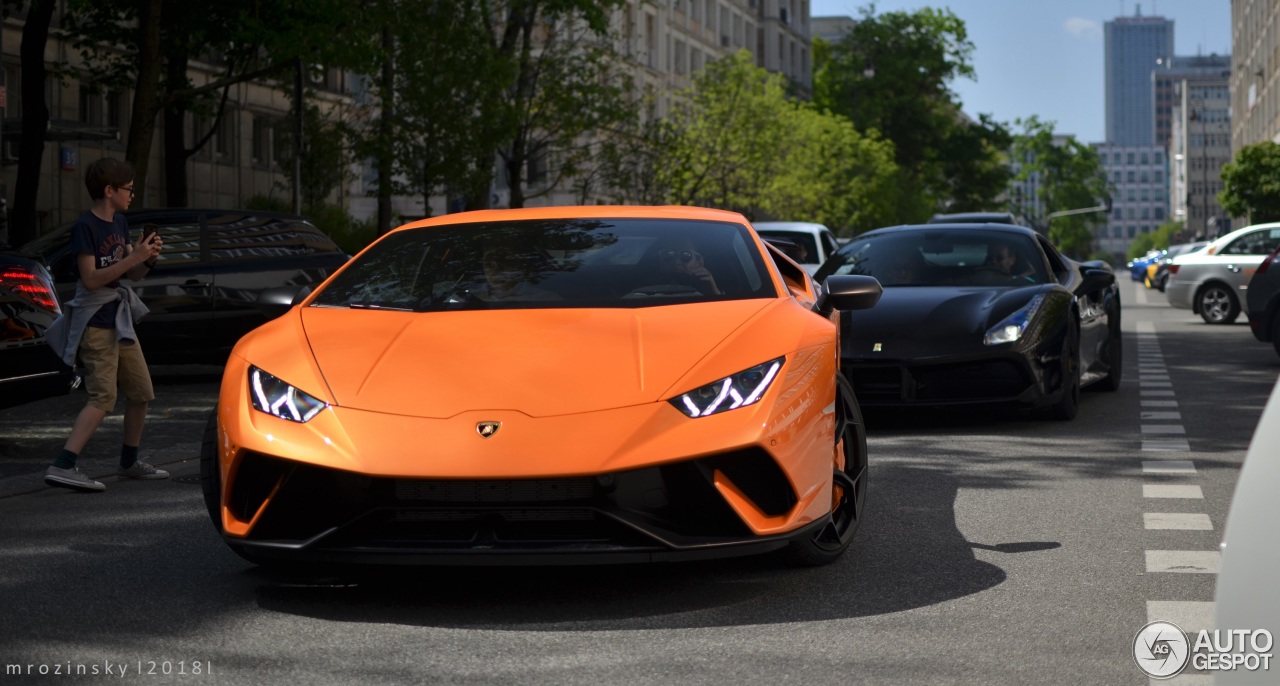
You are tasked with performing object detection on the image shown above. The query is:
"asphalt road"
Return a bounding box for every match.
[0,279,1275,685]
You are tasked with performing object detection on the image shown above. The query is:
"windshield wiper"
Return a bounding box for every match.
[348,302,413,311]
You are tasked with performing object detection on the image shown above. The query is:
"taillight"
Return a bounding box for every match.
[1167,265,1180,276]
[1257,247,1280,276]
[0,266,61,314]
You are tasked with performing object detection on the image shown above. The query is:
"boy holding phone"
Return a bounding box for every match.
[44,157,166,492]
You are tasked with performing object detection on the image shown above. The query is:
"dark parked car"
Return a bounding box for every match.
[0,252,78,408]
[1245,246,1280,357]
[19,209,348,364]
[814,223,1121,420]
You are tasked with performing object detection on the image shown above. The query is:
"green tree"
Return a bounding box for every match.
[812,5,1011,221]
[1009,117,1109,258]
[1219,141,1280,224]
[1126,220,1185,261]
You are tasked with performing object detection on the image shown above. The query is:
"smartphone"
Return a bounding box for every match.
[141,224,158,243]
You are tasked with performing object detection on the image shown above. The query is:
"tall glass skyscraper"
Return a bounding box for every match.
[1104,12,1174,146]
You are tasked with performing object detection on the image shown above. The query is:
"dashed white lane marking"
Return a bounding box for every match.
[1144,484,1204,498]
[1144,513,1213,530]
[1135,286,1150,305]
[1142,460,1196,474]
[1141,400,1178,407]
[1146,550,1221,574]
[1146,600,1216,632]
[1141,390,1176,397]
[1140,380,1174,388]
[1142,424,1187,434]
[1143,439,1192,451]
[1141,411,1182,420]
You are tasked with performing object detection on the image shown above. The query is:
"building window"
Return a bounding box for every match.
[1155,207,1164,220]
[1128,226,1137,239]
[215,110,235,161]
[1127,152,1135,164]
[251,116,274,165]
[1128,171,1135,182]
[527,151,547,186]
[78,85,102,125]
[1155,170,1163,183]
[105,91,121,129]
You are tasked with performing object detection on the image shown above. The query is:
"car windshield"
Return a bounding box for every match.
[311,218,777,311]
[816,230,1050,287]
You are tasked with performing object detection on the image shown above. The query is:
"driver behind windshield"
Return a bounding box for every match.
[654,237,721,295]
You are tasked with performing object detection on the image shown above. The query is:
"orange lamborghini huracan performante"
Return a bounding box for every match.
[201,206,882,566]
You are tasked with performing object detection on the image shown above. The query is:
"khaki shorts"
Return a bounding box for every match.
[78,326,155,412]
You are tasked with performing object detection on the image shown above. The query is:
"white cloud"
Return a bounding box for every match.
[1065,18,1102,38]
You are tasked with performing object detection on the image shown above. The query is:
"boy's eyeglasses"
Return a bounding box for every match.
[659,249,702,264]
[115,185,135,197]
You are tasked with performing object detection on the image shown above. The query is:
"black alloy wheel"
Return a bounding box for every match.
[1096,301,1123,392]
[785,374,868,566]
[1198,284,1240,324]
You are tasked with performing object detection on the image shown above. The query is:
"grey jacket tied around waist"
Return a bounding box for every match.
[45,282,151,366]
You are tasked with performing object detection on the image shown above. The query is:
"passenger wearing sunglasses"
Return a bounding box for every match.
[656,238,721,295]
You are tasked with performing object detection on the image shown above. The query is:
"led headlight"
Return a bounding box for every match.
[983,294,1045,346]
[248,366,327,422]
[670,357,784,418]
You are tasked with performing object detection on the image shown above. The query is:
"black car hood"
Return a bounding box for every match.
[842,285,1052,360]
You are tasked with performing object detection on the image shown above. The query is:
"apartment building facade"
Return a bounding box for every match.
[1229,0,1280,149]
[1170,74,1233,238]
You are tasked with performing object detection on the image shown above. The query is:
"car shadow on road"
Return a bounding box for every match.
[247,462,1008,631]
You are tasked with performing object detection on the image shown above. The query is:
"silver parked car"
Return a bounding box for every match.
[1164,223,1280,324]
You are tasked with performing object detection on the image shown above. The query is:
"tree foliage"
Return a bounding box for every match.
[1126,220,1185,261]
[1009,117,1109,259]
[812,6,1010,222]
[1219,141,1280,224]
[624,51,897,235]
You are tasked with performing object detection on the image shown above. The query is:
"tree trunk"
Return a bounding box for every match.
[163,52,190,207]
[124,0,164,207]
[9,0,56,247]
[376,20,394,235]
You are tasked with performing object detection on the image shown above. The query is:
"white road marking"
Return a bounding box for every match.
[1141,390,1176,397]
[1144,484,1203,498]
[1143,439,1192,451]
[1135,286,1150,305]
[1144,513,1212,530]
[1146,600,1216,631]
[1146,550,1221,574]
[1142,460,1196,474]
[1141,411,1182,420]
[1141,400,1178,407]
[1142,425,1186,434]
[1140,381,1174,388]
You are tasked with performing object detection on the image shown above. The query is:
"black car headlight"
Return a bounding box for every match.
[670,358,784,418]
[983,294,1045,346]
[249,366,327,423]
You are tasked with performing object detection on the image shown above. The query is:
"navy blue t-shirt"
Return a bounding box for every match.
[70,210,131,328]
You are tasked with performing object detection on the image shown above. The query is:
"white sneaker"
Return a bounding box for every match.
[45,466,106,492]
[117,461,169,480]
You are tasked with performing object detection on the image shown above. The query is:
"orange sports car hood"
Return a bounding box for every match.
[299,301,772,418]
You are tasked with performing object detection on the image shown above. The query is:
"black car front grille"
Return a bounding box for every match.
[846,358,1031,404]
[232,448,797,552]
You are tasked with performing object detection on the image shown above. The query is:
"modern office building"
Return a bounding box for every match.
[1153,54,1231,149]
[1229,0,1280,149]
[1170,73,1233,238]
[811,15,855,45]
[1094,143,1169,256]
[1105,10,1174,146]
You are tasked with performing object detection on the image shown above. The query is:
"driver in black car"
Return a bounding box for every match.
[655,238,721,295]
[976,241,1034,284]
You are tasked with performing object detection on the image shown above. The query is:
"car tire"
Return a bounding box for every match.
[200,407,223,533]
[1198,284,1240,324]
[1043,323,1080,420]
[785,375,867,566]
[1096,302,1123,392]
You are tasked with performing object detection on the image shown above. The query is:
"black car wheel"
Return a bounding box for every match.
[1043,323,1080,421]
[1198,284,1240,324]
[1096,302,1123,392]
[785,375,867,566]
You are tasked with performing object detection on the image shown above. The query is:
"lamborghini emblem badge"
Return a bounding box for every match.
[476,421,502,438]
[873,343,883,352]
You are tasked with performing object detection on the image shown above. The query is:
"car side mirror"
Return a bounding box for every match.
[1079,267,1115,294]
[816,275,882,316]
[256,285,311,320]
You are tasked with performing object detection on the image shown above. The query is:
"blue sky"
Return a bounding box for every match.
[808,0,1233,143]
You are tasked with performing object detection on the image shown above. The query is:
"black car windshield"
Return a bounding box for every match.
[815,229,1050,287]
[311,218,777,311]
